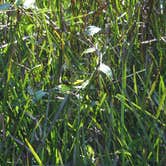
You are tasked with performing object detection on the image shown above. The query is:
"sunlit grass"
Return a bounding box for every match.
[0,0,166,165]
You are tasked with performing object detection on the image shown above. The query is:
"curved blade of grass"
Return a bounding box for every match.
[25,138,43,166]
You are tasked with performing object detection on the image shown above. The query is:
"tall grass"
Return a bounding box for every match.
[0,0,166,165]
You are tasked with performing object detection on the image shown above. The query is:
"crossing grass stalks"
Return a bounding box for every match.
[0,0,166,165]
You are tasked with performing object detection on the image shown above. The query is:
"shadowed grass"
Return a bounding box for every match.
[0,0,166,165]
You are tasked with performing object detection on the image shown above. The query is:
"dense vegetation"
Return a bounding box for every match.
[0,0,166,165]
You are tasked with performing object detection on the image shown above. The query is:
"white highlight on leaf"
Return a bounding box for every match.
[82,47,96,55]
[23,0,36,9]
[85,25,101,36]
[98,63,113,80]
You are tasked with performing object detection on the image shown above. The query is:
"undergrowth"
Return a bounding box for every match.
[0,0,166,165]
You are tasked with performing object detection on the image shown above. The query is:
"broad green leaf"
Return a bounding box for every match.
[53,84,71,93]
[86,144,95,161]
[85,25,101,36]
[57,84,71,93]
[98,63,113,80]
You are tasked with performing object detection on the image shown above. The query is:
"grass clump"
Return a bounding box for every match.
[0,0,166,165]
